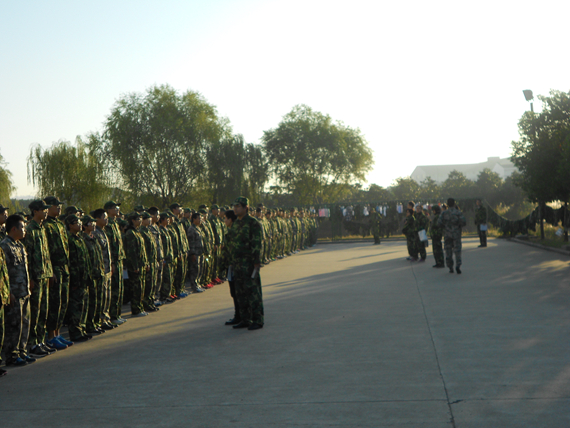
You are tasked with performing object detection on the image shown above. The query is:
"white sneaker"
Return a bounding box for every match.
[133,312,148,317]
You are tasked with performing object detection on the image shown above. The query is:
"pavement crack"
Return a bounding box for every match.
[410,263,457,428]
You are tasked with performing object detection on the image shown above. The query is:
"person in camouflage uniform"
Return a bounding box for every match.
[209,204,224,282]
[0,217,11,373]
[139,211,159,312]
[437,198,467,274]
[186,212,205,293]
[81,215,106,335]
[475,199,488,248]
[2,214,34,367]
[66,214,91,341]
[92,209,114,330]
[370,209,381,245]
[104,201,127,325]
[124,212,149,316]
[414,205,429,262]
[230,197,264,331]
[43,196,72,350]
[158,213,174,303]
[0,205,9,241]
[166,211,181,299]
[24,199,54,357]
[148,207,164,305]
[170,203,189,298]
[402,208,418,261]
[429,205,445,268]
[222,209,240,325]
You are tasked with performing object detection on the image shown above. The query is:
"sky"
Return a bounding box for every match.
[1,0,568,198]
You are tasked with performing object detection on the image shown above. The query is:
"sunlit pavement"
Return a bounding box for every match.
[1,237,569,427]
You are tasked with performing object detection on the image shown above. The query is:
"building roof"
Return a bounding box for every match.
[411,157,517,183]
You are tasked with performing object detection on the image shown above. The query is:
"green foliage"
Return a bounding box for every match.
[98,84,228,207]
[389,177,419,201]
[0,152,15,204]
[366,184,394,202]
[442,170,475,198]
[511,89,570,203]
[418,177,440,200]
[262,104,374,204]
[27,138,109,213]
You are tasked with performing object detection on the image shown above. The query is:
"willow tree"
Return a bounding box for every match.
[262,105,373,205]
[0,152,16,204]
[97,84,228,207]
[27,138,109,212]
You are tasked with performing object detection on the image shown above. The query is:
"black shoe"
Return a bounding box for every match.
[6,357,27,367]
[24,355,36,364]
[225,318,240,325]
[456,267,462,274]
[29,345,49,358]
[0,368,7,377]
[248,323,263,331]
[449,268,454,273]
[101,323,114,330]
[71,336,90,343]
[233,321,250,329]
[87,329,102,335]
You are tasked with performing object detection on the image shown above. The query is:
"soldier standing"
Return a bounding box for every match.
[91,209,114,330]
[139,211,159,312]
[25,200,55,357]
[186,212,205,293]
[402,209,417,261]
[430,205,445,268]
[124,212,148,316]
[43,196,72,350]
[230,197,264,331]
[104,201,127,325]
[475,199,488,248]
[437,198,467,274]
[157,213,174,304]
[414,205,429,262]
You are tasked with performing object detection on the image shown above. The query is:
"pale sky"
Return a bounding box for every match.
[1,0,568,198]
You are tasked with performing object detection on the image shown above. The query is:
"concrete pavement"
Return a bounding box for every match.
[1,237,569,427]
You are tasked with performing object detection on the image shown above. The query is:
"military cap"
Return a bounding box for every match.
[117,218,129,228]
[0,205,8,214]
[29,199,50,211]
[65,214,81,225]
[257,203,264,208]
[133,205,147,213]
[183,208,192,213]
[198,204,207,210]
[211,204,219,210]
[233,196,249,206]
[44,196,64,206]
[198,209,207,214]
[140,211,152,219]
[104,201,121,210]
[15,211,27,217]
[64,206,78,215]
[169,203,181,210]
[220,206,226,212]
[81,214,95,225]
[255,207,262,213]
[127,212,141,221]
[163,208,173,215]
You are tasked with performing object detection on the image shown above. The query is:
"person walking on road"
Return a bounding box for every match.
[437,198,466,274]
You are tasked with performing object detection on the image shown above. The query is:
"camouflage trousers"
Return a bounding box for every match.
[187,255,200,290]
[159,262,173,300]
[234,265,264,326]
[406,235,418,258]
[68,285,88,340]
[128,270,145,315]
[99,273,112,324]
[142,264,157,311]
[173,254,187,295]
[432,237,444,266]
[110,260,124,320]
[86,277,103,332]
[3,296,30,362]
[47,264,70,332]
[444,237,462,268]
[415,236,427,260]
[28,278,49,348]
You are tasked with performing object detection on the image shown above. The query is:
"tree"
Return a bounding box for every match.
[389,177,420,201]
[476,168,503,206]
[441,170,475,199]
[366,184,394,202]
[262,105,373,204]
[0,151,15,204]
[27,137,109,212]
[511,90,570,239]
[96,84,228,207]
[418,177,440,200]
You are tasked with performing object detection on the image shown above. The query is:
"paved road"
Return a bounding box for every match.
[1,237,569,427]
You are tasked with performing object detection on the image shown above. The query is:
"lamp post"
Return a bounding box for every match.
[523,89,534,112]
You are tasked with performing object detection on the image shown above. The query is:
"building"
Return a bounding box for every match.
[411,157,517,184]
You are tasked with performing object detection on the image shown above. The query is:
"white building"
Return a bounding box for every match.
[411,157,517,184]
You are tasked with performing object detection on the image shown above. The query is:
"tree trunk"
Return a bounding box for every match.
[540,201,545,240]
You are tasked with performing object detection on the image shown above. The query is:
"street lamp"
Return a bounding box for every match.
[523,89,534,112]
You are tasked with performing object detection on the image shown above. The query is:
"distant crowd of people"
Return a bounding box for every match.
[0,196,319,377]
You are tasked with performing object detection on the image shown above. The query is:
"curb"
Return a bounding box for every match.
[508,238,570,257]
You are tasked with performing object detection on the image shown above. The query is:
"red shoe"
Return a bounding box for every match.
[214,278,222,284]
[207,283,215,288]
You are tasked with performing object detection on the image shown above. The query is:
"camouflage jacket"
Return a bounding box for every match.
[429,214,443,239]
[414,212,430,233]
[105,217,126,263]
[43,216,69,267]
[187,224,204,256]
[148,224,163,261]
[167,225,180,258]
[402,215,416,237]
[0,240,11,305]
[68,231,90,288]
[159,225,173,264]
[0,236,29,299]
[437,207,467,239]
[0,225,7,242]
[82,232,105,280]
[230,214,262,266]
[174,218,189,253]
[124,227,148,272]
[93,226,112,275]
[208,214,222,246]
[140,226,158,267]
[23,219,53,281]
[475,205,487,225]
